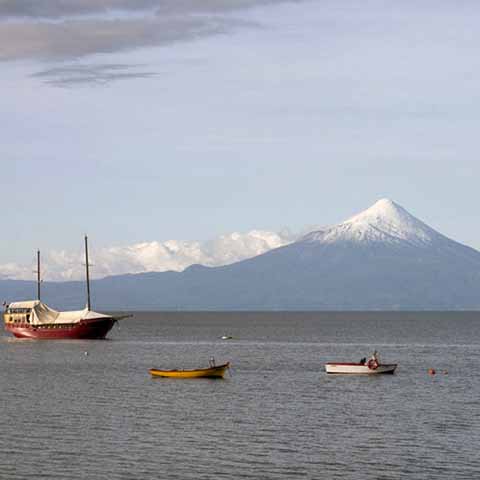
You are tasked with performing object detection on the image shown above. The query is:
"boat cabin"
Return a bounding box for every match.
[4,304,34,325]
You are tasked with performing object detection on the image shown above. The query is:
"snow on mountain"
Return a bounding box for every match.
[301,198,441,247]
[0,229,296,281]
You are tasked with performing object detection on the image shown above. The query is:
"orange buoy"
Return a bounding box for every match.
[428,368,436,375]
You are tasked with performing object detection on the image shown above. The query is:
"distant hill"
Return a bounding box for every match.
[2,199,480,310]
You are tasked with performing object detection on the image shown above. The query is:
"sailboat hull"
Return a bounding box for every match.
[5,317,116,340]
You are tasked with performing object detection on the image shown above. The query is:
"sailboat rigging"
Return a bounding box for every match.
[3,237,122,339]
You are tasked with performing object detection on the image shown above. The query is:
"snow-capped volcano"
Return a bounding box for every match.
[302,198,439,247]
[3,198,480,310]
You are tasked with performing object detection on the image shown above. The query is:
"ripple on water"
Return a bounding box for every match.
[2,312,480,479]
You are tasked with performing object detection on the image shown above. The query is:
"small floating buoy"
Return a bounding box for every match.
[428,368,436,375]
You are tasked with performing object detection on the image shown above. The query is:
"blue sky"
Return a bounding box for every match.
[2,0,480,264]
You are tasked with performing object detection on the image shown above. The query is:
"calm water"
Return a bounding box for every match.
[1,312,480,479]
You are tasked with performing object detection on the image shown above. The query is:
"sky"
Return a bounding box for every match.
[1,0,480,278]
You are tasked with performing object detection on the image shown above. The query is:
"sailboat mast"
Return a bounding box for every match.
[85,235,91,311]
[37,249,41,301]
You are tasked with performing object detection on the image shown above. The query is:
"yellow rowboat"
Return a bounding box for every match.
[149,362,230,379]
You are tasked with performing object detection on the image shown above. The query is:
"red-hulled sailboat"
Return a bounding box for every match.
[3,236,124,340]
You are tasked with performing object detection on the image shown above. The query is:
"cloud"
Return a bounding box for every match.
[0,229,298,281]
[0,1,269,85]
[0,1,291,62]
[31,63,157,86]
[0,16,253,62]
[0,1,170,19]
[0,0,299,85]
[0,1,280,19]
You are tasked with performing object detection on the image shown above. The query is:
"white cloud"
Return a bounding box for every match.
[0,229,298,281]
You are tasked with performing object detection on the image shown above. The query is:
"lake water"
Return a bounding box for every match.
[1,312,480,479]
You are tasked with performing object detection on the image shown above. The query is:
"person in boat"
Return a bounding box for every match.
[359,357,366,365]
[370,351,379,364]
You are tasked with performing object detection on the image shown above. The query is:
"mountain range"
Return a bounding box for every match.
[2,199,480,310]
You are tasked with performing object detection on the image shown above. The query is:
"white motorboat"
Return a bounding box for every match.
[325,362,397,374]
[325,352,397,374]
